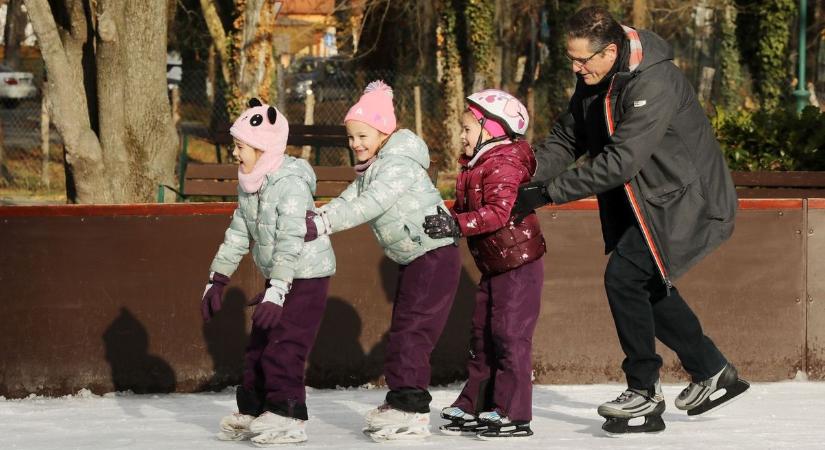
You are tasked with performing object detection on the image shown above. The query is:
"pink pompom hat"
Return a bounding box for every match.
[344,80,397,134]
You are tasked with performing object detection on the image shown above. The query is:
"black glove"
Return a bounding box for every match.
[511,180,552,224]
[423,206,461,239]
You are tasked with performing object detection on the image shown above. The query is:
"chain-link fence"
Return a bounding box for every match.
[0,63,64,204]
[176,65,446,168]
[3,0,824,203]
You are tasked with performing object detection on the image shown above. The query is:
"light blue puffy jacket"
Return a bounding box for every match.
[210,156,336,282]
[318,129,456,264]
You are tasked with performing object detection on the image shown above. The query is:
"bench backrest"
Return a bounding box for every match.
[211,124,348,148]
[731,171,825,198]
[181,163,439,199]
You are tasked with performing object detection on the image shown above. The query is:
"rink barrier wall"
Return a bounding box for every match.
[0,198,822,397]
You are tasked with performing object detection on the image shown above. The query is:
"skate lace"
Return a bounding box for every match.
[613,390,635,403]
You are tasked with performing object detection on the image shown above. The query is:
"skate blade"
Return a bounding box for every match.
[604,429,666,438]
[476,431,533,440]
[215,430,256,441]
[687,378,750,416]
[251,430,307,446]
[439,425,486,436]
[363,428,430,443]
[601,415,666,436]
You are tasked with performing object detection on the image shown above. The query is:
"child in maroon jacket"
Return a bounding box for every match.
[423,89,546,439]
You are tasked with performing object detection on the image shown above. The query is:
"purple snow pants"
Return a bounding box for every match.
[239,277,330,420]
[452,258,544,422]
[384,244,461,397]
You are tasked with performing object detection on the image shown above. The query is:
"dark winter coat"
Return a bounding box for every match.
[454,140,546,275]
[532,28,737,283]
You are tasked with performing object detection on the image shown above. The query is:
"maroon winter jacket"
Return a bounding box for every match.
[453,140,546,275]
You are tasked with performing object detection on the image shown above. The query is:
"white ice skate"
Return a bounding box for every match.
[598,381,666,435]
[216,412,257,441]
[363,403,430,442]
[475,410,532,440]
[675,363,750,416]
[439,406,486,435]
[248,412,307,446]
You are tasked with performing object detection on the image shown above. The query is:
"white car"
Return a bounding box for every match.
[0,64,38,108]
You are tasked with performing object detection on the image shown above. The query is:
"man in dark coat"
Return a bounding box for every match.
[511,6,748,432]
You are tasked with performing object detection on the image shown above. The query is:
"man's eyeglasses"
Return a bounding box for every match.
[566,44,609,67]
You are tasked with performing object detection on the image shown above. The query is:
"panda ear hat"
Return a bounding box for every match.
[230,99,290,154]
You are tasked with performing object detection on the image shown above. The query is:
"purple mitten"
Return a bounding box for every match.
[201,272,230,322]
[305,210,318,242]
[251,280,289,329]
[252,301,284,330]
[247,279,270,306]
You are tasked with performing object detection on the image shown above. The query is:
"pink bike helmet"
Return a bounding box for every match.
[466,89,529,137]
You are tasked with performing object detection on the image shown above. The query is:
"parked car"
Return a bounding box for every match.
[284,56,355,103]
[0,64,37,108]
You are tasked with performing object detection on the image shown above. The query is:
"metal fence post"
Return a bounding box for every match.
[794,0,810,112]
[303,91,315,162]
[414,85,423,139]
[41,83,50,189]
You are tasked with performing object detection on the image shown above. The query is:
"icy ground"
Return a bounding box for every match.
[1,381,823,449]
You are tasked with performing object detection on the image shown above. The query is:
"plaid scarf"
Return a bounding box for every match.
[622,25,643,71]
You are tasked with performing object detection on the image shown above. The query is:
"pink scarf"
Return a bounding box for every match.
[354,156,378,176]
[237,150,284,193]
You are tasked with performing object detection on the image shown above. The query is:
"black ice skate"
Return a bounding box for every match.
[676,363,750,416]
[598,381,666,435]
[439,407,487,435]
[475,410,533,440]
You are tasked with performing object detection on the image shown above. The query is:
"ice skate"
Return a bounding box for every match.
[216,412,257,441]
[362,403,430,442]
[439,406,487,435]
[598,381,666,435]
[676,363,750,416]
[247,412,307,446]
[475,410,533,440]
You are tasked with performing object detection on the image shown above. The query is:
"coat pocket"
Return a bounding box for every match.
[643,177,712,276]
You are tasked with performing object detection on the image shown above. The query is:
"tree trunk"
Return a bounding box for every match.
[438,0,464,173]
[26,0,178,203]
[229,0,279,114]
[199,0,280,117]
[465,0,496,90]
[3,0,28,68]
[26,0,109,203]
[718,1,745,110]
[632,0,648,29]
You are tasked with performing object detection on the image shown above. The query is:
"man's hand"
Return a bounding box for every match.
[423,206,461,239]
[511,181,552,224]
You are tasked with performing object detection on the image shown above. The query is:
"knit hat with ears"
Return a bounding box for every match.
[230,98,290,193]
[344,80,397,134]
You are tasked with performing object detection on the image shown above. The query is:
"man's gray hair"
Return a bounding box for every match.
[566,6,625,52]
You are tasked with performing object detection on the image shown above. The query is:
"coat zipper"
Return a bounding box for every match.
[603,76,673,290]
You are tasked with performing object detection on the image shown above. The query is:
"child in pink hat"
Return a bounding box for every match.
[306,81,461,442]
[201,98,336,445]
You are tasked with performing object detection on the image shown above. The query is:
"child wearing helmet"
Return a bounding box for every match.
[306,81,461,442]
[423,89,546,439]
[200,98,336,445]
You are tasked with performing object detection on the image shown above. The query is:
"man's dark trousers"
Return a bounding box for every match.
[604,225,727,390]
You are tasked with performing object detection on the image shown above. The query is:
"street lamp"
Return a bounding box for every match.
[793,0,809,113]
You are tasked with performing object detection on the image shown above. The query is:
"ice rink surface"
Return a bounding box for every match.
[2,381,822,449]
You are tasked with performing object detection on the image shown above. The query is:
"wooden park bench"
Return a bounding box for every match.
[182,123,352,167]
[157,162,439,202]
[731,171,825,198]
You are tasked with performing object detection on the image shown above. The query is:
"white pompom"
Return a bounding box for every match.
[364,80,393,99]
